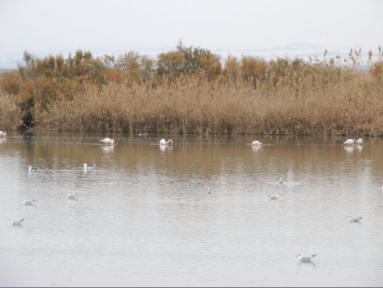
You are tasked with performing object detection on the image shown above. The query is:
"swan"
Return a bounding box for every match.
[22,200,36,206]
[357,138,363,145]
[11,218,24,227]
[160,138,173,145]
[251,140,262,147]
[297,254,316,263]
[350,216,362,223]
[167,139,174,145]
[83,163,96,170]
[100,137,114,145]
[0,130,7,137]
[268,194,279,200]
[67,193,77,200]
[344,139,355,145]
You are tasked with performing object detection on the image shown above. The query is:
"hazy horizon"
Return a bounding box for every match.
[0,0,382,68]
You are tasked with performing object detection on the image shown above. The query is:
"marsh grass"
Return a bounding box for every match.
[0,93,21,129]
[33,72,383,136]
[1,45,383,136]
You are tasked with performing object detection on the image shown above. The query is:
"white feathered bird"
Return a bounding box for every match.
[357,138,363,145]
[350,216,362,223]
[11,218,24,227]
[67,193,77,200]
[100,138,114,145]
[160,138,173,146]
[251,140,262,147]
[22,200,36,206]
[297,254,316,263]
[344,139,355,145]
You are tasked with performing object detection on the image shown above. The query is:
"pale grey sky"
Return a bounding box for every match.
[0,0,382,58]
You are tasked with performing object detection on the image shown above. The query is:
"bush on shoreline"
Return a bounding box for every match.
[1,44,383,135]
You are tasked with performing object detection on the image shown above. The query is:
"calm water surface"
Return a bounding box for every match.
[0,133,383,286]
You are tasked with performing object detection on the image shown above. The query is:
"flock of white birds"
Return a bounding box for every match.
[1,131,367,264]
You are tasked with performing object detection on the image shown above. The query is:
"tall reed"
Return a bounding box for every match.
[35,73,383,136]
[1,45,383,135]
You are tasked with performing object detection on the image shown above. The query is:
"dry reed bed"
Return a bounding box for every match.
[0,93,21,129]
[31,74,383,136]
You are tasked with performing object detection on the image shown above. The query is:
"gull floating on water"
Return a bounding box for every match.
[350,216,362,223]
[297,254,316,263]
[278,177,284,184]
[11,218,24,227]
[67,193,77,200]
[268,194,279,201]
[83,163,96,170]
[22,200,36,206]
[28,165,38,173]
[0,130,7,137]
[100,137,114,145]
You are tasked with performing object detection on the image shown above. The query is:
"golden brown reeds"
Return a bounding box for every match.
[0,93,21,129]
[1,46,383,135]
[33,71,383,136]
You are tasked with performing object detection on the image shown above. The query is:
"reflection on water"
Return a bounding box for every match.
[0,132,383,286]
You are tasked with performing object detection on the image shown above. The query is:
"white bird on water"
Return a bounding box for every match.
[83,163,96,170]
[357,138,363,145]
[160,138,174,146]
[0,130,7,137]
[344,139,355,145]
[344,138,363,146]
[350,216,362,223]
[100,137,114,145]
[28,165,38,173]
[11,218,24,227]
[251,140,262,147]
[297,254,317,263]
[67,193,77,200]
[268,194,279,201]
[22,199,36,206]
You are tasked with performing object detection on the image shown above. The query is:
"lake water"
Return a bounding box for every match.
[0,132,383,286]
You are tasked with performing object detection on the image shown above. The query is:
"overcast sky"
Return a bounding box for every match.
[0,0,382,56]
